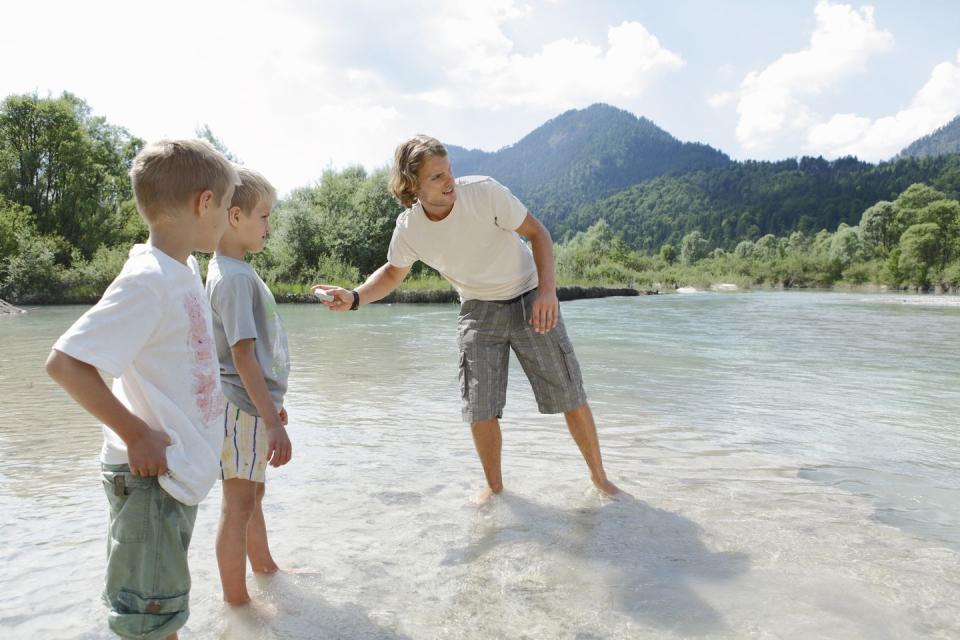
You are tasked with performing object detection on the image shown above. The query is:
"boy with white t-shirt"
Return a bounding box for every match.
[45,139,239,640]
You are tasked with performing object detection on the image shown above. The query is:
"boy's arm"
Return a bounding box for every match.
[230,339,292,467]
[45,349,171,476]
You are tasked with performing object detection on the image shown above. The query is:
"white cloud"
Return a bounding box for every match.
[805,50,960,159]
[708,91,736,109]
[0,0,684,192]
[425,12,685,110]
[726,1,893,152]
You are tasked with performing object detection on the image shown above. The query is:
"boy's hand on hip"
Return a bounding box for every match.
[530,290,560,333]
[127,424,171,476]
[279,407,288,426]
[266,424,292,467]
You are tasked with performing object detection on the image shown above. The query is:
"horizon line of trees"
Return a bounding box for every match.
[1,91,959,304]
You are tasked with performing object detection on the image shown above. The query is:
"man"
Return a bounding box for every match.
[317,134,620,502]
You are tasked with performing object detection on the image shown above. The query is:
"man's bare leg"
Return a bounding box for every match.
[471,417,504,503]
[216,479,257,605]
[564,403,620,495]
[246,482,279,574]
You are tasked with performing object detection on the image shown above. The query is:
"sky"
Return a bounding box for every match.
[3,0,959,194]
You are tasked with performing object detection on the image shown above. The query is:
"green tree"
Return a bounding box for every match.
[829,224,863,271]
[859,200,896,257]
[733,240,755,259]
[755,234,780,260]
[898,223,943,287]
[659,243,677,265]
[892,183,946,239]
[0,92,142,258]
[917,199,960,264]
[680,230,708,264]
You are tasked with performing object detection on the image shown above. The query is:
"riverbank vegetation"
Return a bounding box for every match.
[1,93,958,304]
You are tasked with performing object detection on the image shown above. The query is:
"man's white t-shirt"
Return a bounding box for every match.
[387,176,538,301]
[54,244,225,505]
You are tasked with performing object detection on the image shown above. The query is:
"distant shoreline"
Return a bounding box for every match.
[7,283,959,308]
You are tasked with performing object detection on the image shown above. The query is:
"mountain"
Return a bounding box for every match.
[445,103,730,228]
[560,154,960,251]
[898,115,960,159]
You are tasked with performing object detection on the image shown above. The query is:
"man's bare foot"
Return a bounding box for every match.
[593,477,623,497]
[469,486,503,505]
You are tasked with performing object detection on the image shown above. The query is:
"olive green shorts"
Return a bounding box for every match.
[101,463,198,640]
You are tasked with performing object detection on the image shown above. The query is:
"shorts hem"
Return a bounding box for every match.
[535,392,588,415]
[462,408,504,424]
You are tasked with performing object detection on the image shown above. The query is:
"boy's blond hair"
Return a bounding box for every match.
[129,139,239,222]
[231,167,277,213]
[389,134,447,208]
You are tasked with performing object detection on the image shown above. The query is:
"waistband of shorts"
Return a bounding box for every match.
[485,288,538,305]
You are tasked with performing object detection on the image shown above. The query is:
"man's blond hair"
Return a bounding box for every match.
[231,167,277,213]
[129,139,238,222]
[389,134,447,208]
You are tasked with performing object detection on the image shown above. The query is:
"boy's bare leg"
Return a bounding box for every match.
[216,479,258,604]
[564,403,620,495]
[247,482,279,574]
[470,417,504,503]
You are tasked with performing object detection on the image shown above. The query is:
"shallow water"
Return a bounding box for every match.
[1,291,958,639]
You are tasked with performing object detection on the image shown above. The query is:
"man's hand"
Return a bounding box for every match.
[530,289,560,333]
[126,422,172,476]
[279,407,288,426]
[266,424,292,467]
[311,285,355,312]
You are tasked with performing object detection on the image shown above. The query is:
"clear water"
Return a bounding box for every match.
[1,291,958,639]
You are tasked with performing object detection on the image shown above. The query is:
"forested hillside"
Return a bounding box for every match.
[447,103,730,227]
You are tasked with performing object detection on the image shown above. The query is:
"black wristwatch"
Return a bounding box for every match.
[350,289,360,311]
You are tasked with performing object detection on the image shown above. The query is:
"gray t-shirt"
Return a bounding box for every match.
[206,256,290,416]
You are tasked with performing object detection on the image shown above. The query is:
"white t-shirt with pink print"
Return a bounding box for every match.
[54,244,225,505]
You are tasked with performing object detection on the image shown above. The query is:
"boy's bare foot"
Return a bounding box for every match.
[281,566,322,575]
[224,594,252,607]
[225,598,278,618]
[250,561,279,575]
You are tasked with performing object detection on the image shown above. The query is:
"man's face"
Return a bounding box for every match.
[415,154,456,212]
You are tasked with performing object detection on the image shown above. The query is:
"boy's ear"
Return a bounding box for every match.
[196,190,214,215]
[228,206,243,227]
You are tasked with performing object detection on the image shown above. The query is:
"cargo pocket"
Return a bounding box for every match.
[558,338,582,384]
[102,472,151,544]
[458,351,470,404]
[109,589,189,639]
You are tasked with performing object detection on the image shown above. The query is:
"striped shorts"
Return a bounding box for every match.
[220,401,269,483]
[457,288,588,423]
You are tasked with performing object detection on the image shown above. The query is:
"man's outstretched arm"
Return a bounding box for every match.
[313,262,412,312]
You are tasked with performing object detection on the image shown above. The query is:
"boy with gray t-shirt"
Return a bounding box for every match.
[205,167,292,606]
